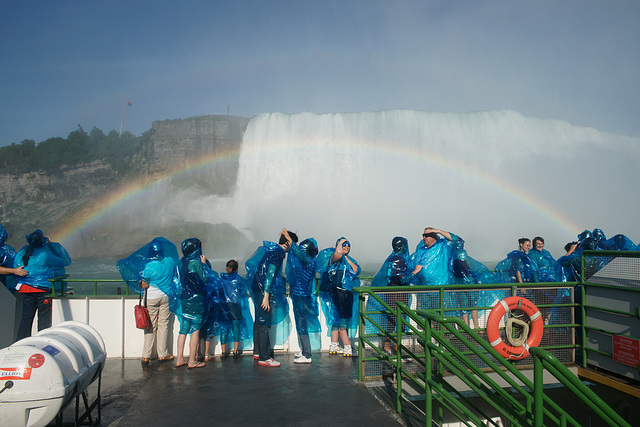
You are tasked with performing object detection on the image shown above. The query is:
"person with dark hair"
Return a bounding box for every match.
[283,229,321,364]
[495,238,537,285]
[219,259,252,359]
[14,229,71,340]
[604,233,637,251]
[369,236,414,354]
[529,236,559,282]
[558,235,602,282]
[245,229,291,367]
[407,227,459,310]
[174,238,213,369]
[527,236,558,323]
[0,224,27,292]
[325,237,361,357]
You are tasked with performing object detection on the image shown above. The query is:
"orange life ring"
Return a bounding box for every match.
[486,296,543,360]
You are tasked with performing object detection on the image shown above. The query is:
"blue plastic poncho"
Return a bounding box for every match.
[219,271,253,346]
[286,239,322,349]
[592,228,608,250]
[411,233,458,286]
[201,268,231,342]
[286,239,319,297]
[557,237,602,282]
[371,237,415,287]
[175,238,214,334]
[246,241,291,342]
[495,250,537,283]
[318,238,361,337]
[0,225,18,292]
[366,237,414,335]
[116,238,180,312]
[604,234,637,251]
[411,233,458,311]
[14,230,71,292]
[528,248,560,282]
[451,239,481,316]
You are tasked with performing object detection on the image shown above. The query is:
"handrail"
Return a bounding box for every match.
[530,347,631,427]
[356,285,629,426]
[47,277,133,297]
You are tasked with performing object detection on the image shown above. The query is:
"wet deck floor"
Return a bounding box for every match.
[70,352,410,426]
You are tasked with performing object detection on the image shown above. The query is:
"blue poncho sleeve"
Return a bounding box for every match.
[0,243,17,292]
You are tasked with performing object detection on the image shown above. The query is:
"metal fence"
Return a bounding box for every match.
[357,282,577,382]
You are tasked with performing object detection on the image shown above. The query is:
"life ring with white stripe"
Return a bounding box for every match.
[486,296,543,360]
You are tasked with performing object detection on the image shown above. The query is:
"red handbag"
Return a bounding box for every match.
[134,289,153,331]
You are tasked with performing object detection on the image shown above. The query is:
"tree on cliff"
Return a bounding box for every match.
[0,125,152,175]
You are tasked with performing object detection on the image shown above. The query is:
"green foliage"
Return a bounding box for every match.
[0,126,152,176]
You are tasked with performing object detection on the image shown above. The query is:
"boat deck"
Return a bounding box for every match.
[68,352,408,426]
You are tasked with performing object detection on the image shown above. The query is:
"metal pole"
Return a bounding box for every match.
[119,101,132,137]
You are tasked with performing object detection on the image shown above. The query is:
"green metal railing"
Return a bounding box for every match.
[531,347,630,427]
[47,277,135,297]
[355,284,630,426]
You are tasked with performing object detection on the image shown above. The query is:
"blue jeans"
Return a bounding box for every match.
[17,292,52,340]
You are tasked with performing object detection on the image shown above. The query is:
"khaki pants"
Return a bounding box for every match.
[142,296,172,358]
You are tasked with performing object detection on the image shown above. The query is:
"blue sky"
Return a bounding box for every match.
[1,0,639,146]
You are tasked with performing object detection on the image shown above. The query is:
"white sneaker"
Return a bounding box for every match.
[258,358,281,367]
[294,351,303,358]
[328,343,342,355]
[294,355,312,364]
[342,345,356,357]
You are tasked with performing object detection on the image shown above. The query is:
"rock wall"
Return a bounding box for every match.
[0,115,250,252]
[150,115,249,194]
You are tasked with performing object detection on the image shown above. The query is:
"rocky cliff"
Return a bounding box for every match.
[0,115,250,255]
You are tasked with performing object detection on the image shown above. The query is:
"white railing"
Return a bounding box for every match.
[1,285,337,358]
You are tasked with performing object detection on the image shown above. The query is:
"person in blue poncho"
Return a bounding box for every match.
[247,230,290,367]
[452,237,481,329]
[14,229,71,340]
[282,229,320,364]
[117,237,180,366]
[528,237,559,283]
[558,237,601,282]
[369,236,414,355]
[175,238,212,369]
[495,238,538,286]
[604,234,637,251]
[325,237,361,357]
[219,259,252,359]
[202,267,228,362]
[0,225,28,292]
[527,236,558,323]
[407,227,458,310]
[592,228,608,250]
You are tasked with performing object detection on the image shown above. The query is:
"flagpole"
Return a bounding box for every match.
[119,101,132,137]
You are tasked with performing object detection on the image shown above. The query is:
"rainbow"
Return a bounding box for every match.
[51,147,241,242]
[51,140,581,244]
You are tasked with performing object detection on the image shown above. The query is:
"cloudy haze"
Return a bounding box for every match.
[2,1,640,146]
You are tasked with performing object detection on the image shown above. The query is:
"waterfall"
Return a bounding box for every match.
[160,109,640,270]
